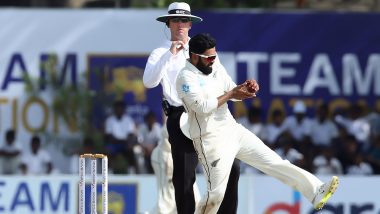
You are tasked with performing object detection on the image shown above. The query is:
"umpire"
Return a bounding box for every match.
[143,2,240,213]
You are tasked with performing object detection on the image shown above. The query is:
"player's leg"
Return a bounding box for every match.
[235,124,338,209]
[167,110,198,214]
[151,145,177,214]
[193,133,238,214]
[151,147,163,213]
[218,159,240,214]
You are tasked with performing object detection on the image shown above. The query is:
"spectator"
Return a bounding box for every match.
[283,100,314,168]
[0,129,22,174]
[104,100,139,174]
[275,133,305,167]
[313,146,343,175]
[347,153,373,175]
[335,134,359,174]
[366,134,380,174]
[265,109,286,149]
[242,106,267,140]
[365,107,380,141]
[283,100,312,146]
[19,135,53,175]
[310,103,339,150]
[138,111,162,173]
[335,104,371,150]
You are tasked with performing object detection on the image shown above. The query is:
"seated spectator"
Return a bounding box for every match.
[366,134,380,174]
[0,129,22,174]
[313,146,343,175]
[243,106,267,140]
[310,103,339,150]
[265,109,286,149]
[335,104,371,150]
[274,133,304,168]
[283,100,313,149]
[335,134,359,174]
[138,111,162,174]
[366,108,380,138]
[20,135,53,175]
[347,153,373,175]
[104,100,139,174]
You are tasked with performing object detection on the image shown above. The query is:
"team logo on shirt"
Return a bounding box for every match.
[182,84,190,93]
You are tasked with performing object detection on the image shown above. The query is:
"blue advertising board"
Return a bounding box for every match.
[85,183,138,214]
[192,11,380,117]
[88,54,162,125]
[88,12,380,121]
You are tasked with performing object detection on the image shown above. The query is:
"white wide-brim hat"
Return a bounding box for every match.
[156,2,203,23]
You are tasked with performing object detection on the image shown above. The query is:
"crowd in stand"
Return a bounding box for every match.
[0,99,379,176]
[238,100,380,175]
[0,130,54,175]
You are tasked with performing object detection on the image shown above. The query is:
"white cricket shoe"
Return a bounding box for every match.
[312,176,339,210]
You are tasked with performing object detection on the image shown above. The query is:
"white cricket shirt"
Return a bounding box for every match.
[143,39,189,107]
[176,60,237,139]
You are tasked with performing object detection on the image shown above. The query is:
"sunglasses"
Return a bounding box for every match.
[192,52,217,62]
[170,17,191,23]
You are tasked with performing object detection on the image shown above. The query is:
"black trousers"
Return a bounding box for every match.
[167,108,240,214]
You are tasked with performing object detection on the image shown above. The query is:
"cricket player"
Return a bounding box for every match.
[176,33,339,214]
[150,125,201,214]
[144,2,240,213]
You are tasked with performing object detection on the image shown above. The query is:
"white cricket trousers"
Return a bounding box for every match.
[150,143,201,214]
[151,145,177,214]
[193,123,323,214]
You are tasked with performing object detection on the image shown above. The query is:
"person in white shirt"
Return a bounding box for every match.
[335,103,371,150]
[150,125,201,214]
[346,153,373,175]
[176,33,339,213]
[138,111,162,173]
[310,103,339,148]
[20,135,52,175]
[265,109,286,148]
[0,130,22,174]
[283,100,312,143]
[105,100,138,173]
[274,134,304,166]
[283,100,314,162]
[143,2,239,213]
[313,146,343,175]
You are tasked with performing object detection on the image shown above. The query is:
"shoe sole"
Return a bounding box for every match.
[315,176,339,210]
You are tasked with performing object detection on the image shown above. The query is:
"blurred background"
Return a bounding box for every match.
[0,0,379,213]
[1,0,380,10]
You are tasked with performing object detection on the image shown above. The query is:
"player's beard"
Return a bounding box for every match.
[196,60,213,75]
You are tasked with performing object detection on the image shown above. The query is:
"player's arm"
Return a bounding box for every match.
[216,62,257,103]
[177,71,218,115]
[143,48,171,88]
[217,84,255,107]
[177,70,255,114]
[143,42,186,88]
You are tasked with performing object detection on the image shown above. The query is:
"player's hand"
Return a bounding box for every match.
[244,79,259,95]
[231,84,255,100]
[170,41,185,55]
